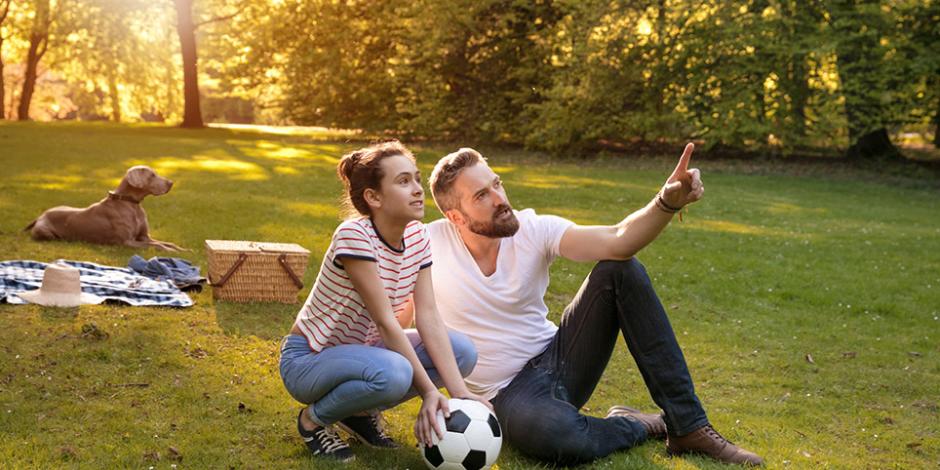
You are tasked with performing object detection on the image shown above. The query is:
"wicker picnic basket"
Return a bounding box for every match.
[205,240,311,303]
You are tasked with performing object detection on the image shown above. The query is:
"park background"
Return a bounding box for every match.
[1,0,939,469]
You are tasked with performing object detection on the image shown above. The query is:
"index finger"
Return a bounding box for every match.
[671,142,695,178]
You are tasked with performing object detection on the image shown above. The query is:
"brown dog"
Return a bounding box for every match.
[25,165,186,251]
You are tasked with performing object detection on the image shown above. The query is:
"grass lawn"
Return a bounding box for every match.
[1,122,938,469]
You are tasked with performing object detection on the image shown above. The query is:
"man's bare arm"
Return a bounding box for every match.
[559,143,704,262]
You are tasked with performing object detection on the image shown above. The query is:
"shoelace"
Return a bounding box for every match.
[314,426,350,453]
[704,425,734,445]
[370,414,392,440]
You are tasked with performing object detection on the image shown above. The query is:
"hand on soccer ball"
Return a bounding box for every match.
[419,398,503,470]
[416,390,450,447]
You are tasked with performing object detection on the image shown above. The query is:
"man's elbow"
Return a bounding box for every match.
[607,244,640,261]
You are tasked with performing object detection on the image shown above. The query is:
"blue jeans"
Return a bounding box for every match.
[280,329,477,425]
[490,259,709,465]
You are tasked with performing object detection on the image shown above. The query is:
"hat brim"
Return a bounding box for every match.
[18,290,105,307]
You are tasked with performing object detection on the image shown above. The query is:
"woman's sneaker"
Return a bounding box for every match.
[337,412,400,448]
[297,410,355,462]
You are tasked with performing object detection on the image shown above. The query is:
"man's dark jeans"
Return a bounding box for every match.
[490,258,709,465]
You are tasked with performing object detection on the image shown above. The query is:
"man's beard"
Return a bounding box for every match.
[465,204,520,238]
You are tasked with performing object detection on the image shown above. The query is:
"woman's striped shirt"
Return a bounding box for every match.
[294,218,432,352]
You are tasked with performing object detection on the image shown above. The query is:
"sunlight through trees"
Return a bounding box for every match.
[0,0,936,158]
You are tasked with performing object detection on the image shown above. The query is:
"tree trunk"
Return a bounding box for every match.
[934,88,939,147]
[845,128,902,159]
[165,26,176,122]
[0,0,9,119]
[17,0,51,122]
[17,41,42,121]
[175,0,204,128]
[108,71,121,122]
[751,0,770,129]
[6,77,14,118]
[787,58,809,138]
[783,0,811,139]
[0,53,5,120]
[652,0,666,117]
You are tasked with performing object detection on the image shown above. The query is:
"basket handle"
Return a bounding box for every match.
[278,254,304,289]
[212,253,248,287]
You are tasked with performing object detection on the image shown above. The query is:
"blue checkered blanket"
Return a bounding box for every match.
[0,260,193,307]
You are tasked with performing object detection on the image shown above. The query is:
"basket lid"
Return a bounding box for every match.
[205,240,310,254]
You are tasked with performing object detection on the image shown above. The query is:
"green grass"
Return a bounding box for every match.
[1,121,938,469]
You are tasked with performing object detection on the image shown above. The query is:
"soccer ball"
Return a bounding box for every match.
[420,398,502,470]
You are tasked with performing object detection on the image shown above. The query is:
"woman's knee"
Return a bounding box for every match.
[448,331,478,377]
[367,352,414,400]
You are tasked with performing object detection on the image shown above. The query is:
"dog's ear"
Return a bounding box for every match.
[125,166,153,188]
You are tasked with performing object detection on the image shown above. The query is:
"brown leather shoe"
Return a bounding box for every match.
[606,405,667,440]
[667,425,764,466]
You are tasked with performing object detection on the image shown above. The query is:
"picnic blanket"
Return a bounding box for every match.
[0,260,193,307]
[128,255,206,291]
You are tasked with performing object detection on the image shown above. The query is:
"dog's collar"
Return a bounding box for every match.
[108,191,141,204]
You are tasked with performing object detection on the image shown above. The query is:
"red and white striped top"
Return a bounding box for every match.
[294,218,432,352]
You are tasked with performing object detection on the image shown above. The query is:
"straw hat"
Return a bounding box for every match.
[18,263,105,307]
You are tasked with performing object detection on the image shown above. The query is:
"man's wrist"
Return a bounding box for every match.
[654,194,681,214]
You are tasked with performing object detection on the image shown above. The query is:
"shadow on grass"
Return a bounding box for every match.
[213,301,297,340]
[37,306,80,322]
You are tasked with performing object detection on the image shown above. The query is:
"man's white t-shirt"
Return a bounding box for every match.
[428,208,574,399]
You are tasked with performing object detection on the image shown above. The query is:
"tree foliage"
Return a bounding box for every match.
[0,0,936,158]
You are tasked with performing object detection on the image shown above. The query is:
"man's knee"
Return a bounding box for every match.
[593,258,652,288]
[546,433,600,465]
[506,409,600,465]
[448,330,478,377]
[504,400,598,465]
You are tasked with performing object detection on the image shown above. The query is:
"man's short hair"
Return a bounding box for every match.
[430,148,486,213]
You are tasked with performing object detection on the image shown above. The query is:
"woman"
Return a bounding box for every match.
[280,140,489,462]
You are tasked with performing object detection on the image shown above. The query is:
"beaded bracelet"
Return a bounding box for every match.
[655,194,681,213]
[655,194,685,222]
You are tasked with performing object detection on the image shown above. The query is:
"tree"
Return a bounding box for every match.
[273,0,404,130]
[828,0,904,159]
[174,0,247,128]
[522,0,671,152]
[401,0,563,141]
[174,0,203,127]
[1,0,934,157]
[934,71,940,147]
[903,0,940,147]
[0,0,11,119]
[17,0,53,121]
[52,0,178,122]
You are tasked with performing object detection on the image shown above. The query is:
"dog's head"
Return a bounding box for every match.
[124,165,173,196]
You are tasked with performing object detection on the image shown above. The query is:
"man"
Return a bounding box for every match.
[426,144,764,466]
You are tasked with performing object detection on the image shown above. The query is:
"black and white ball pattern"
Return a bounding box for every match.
[420,398,502,470]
